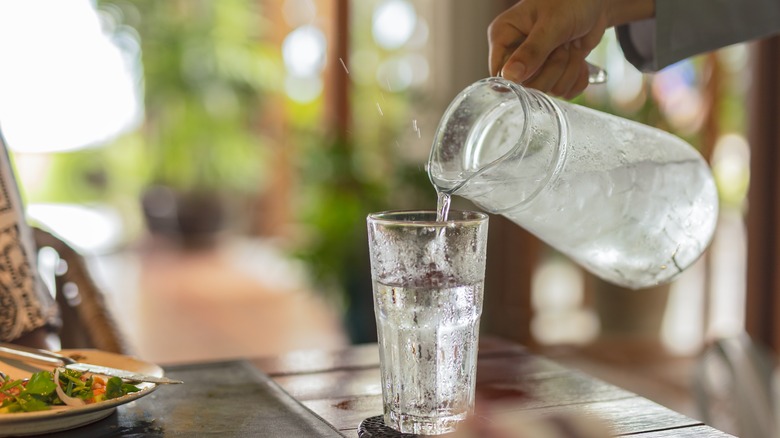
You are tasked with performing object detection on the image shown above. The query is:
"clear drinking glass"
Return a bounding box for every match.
[366,210,489,435]
[428,77,719,290]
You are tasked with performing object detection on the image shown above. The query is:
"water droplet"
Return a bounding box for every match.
[339,57,349,74]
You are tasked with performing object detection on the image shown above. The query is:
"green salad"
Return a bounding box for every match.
[0,368,141,413]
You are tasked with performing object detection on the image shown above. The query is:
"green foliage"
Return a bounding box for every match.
[292,133,387,301]
[15,133,147,204]
[21,0,282,211]
[105,0,282,194]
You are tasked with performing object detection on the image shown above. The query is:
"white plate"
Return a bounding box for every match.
[0,349,162,436]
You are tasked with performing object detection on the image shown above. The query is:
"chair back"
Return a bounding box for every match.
[33,227,128,354]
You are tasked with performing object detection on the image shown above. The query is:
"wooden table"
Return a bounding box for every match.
[34,337,735,437]
[254,337,735,437]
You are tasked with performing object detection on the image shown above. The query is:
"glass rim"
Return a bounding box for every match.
[367,209,488,226]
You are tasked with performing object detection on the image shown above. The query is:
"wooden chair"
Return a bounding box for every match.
[33,227,129,354]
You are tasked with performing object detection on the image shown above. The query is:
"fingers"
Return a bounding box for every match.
[488,1,562,80]
[488,34,519,78]
[549,50,588,98]
[564,66,591,99]
[500,24,560,83]
[488,0,606,98]
[550,60,582,97]
[522,45,570,93]
[487,9,526,77]
[509,45,591,99]
[488,45,504,78]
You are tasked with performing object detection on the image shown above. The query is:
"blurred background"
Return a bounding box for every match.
[0,0,775,435]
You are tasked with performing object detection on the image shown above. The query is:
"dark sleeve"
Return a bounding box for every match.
[617,0,780,72]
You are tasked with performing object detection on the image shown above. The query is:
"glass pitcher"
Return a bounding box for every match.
[428,77,719,290]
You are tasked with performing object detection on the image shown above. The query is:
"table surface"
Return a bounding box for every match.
[253,337,735,438]
[29,337,735,437]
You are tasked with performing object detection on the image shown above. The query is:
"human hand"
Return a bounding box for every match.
[488,0,610,98]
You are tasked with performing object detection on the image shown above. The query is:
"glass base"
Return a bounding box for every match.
[385,410,466,435]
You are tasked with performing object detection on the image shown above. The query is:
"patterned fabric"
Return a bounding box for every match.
[0,128,58,341]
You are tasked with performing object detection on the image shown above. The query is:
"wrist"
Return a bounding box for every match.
[605,0,655,27]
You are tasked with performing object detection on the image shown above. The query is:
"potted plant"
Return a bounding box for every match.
[106,0,280,246]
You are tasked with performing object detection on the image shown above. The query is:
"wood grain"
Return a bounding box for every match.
[259,336,736,437]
